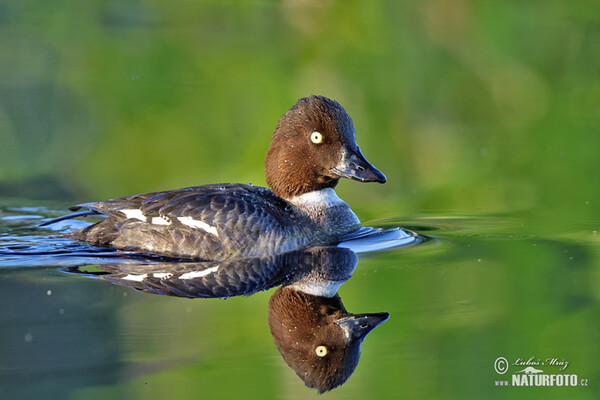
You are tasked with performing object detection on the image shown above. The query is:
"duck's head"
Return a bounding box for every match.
[265,95,386,199]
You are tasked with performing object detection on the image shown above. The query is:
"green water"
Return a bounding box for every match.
[1,205,598,399]
[1,0,600,399]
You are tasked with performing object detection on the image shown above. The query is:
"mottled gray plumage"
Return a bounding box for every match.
[59,184,360,260]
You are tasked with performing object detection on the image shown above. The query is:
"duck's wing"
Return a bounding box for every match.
[45,184,294,260]
[39,185,207,226]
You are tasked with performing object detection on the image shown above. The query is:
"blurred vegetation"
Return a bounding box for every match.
[1,0,598,226]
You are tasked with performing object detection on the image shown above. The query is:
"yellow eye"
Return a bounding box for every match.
[310,131,323,144]
[315,345,328,357]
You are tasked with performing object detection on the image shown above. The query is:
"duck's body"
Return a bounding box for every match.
[67,185,360,260]
[43,96,386,261]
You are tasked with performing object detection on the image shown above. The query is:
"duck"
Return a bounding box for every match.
[41,95,386,261]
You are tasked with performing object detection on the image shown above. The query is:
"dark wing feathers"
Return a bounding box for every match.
[55,184,296,260]
[66,184,284,222]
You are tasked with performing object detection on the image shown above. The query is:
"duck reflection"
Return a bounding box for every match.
[269,286,388,392]
[63,246,388,392]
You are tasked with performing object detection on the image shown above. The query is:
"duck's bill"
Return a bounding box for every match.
[335,312,390,341]
[332,148,387,183]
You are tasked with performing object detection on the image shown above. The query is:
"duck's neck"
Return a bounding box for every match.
[287,187,345,208]
[286,188,361,229]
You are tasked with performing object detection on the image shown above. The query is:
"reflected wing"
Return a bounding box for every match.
[76,258,290,298]
[62,247,358,299]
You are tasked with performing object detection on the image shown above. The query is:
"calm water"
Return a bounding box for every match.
[0,199,598,399]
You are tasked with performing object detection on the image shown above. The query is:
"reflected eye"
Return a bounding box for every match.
[315,345,328,357]
[310,131,323,144]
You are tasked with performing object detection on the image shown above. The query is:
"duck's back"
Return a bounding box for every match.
[69,184,303,260]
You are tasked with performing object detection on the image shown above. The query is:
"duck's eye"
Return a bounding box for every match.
[315,345,328,357]
[310,131,323,144]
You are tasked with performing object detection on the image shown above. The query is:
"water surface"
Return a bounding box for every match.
[1,200,598,399]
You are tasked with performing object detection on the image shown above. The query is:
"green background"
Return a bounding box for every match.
[2,0,598,223]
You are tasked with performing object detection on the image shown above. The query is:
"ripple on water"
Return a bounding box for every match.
[369,215,543,242]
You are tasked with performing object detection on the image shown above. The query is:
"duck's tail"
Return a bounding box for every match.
[39,210,99,227]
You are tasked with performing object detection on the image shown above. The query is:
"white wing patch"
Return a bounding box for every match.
[122,273,148,282]
[119,209,217,235]
[120,209,173,226]
[120,209,146,222]
[177,216,219,237]
[151,216,171,226]
[153,272,173,279]
[121,273,173,281]
[179,266,219,280]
